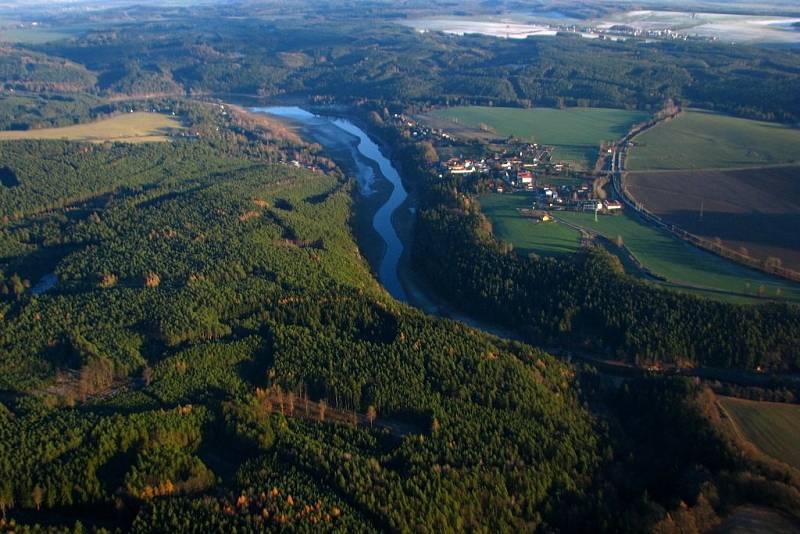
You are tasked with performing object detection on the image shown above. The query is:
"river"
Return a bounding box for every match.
[251,106,409,302]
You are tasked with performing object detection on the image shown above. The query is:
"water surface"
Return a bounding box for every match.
[252,106,409,301]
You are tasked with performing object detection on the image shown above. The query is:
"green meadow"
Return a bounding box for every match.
[720,397,800,470]
[627,109,800,170]
[556,211,800,303]
[480,192,800,303]
[432,106,649,168]
[480,192,582,257]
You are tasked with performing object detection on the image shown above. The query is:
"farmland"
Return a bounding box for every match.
[719,396,800,470]
[429,106,649,168]
[0,112,184,143]
[626,165,800,272]
[626,110,800,170]
[554,210,800,303]
[480,192,582,257]
[0,27,71,44]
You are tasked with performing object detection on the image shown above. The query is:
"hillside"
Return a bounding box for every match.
[0,46,96,92]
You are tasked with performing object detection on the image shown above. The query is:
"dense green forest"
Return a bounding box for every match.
[1,2,800,531]
[0,104,602,530]
[0,98,795,532]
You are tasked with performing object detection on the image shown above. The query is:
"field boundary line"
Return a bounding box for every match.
[610,112,800,285]
[627,162,800,174]
[716,399,750,445]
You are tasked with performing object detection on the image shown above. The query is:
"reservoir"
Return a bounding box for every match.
[251,106,409,302]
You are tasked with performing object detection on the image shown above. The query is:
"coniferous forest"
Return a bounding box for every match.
[1,1,800,532]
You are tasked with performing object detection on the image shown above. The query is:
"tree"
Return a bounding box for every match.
[142,366,152,386]
[0,485,12,519]
[287,391,295,415]
[318,400,327,422]
[366,405,377,427]
[144,272,161,288]
[99,273,118,288]
[765,256,783,270]
[418,141,439,165]
[431,417,441,434]
[32,485,43,511]
[9,274,25,299]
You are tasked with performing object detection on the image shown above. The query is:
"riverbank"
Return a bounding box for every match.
[324,112,430,314]
[246,103,799,387]
[250,105,410,302]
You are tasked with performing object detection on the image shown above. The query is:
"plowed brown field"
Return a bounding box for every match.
[626,165,800,271]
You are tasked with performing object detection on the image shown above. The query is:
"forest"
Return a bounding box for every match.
[351,108,800,372]
[1,2,800,531]
[1,12,799,124]
[0,95,794,533]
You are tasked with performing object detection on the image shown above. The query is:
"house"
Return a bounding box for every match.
[444,158,477,175]
[580,200,603,212]
[448,165,475,175]
[517,170,534,186]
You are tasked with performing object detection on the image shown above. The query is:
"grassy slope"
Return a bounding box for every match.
[555,211,800,303]
[720,396,800,470]
[627,109,800,170]
[480,192,582,257]
[0,112,183,143]
[432,106,649,168]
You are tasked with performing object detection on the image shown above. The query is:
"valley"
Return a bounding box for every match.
[0,1,800,532]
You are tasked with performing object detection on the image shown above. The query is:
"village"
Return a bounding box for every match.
[438,140,622,216]
[382,111,625,222]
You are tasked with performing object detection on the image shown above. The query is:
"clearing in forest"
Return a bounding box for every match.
[480,192,582,257]
[0,112,184,143]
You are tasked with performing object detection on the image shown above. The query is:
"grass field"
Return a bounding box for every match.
[430,106,649,168]
[479,192,800,302]
[627,110,800,170]
[555,210,800,303]
[720,396,800,470]
[0,27,72,43]
[0,112,184,143]
[480,192,582,256]
[626,165,800,272]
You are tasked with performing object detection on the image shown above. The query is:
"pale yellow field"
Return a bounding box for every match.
[0,112,184,143]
